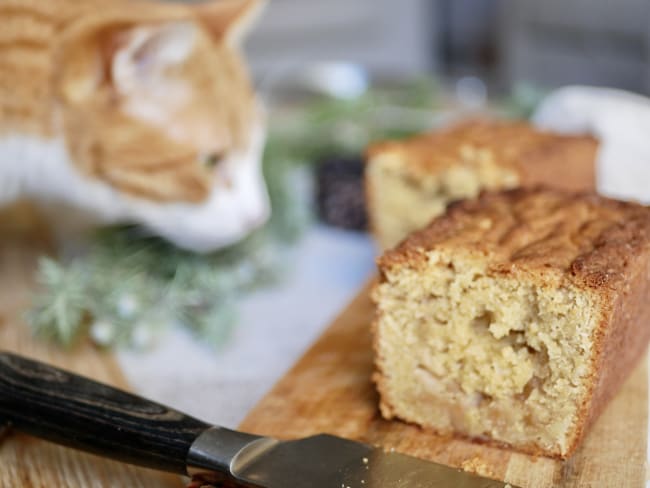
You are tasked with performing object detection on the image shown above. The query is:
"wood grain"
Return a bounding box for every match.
[240,282,648,488]
[0,219,184,488]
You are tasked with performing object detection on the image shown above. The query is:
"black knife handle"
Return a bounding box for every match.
[0,351,211,474]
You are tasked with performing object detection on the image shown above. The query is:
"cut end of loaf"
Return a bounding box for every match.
[365,149,518,249]
[373,249,601,458]
[364,121,598,250]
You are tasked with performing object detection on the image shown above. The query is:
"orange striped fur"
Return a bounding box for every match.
[0,0,261,203]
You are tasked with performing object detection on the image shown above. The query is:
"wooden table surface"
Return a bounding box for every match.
[240,282,649,487]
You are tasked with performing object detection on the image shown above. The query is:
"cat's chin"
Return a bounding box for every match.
[123,119,271,253]
[144,168,271,253]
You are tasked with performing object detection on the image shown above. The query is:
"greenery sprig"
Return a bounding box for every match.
[27,150,310,349]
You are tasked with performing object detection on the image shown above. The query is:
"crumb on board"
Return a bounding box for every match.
[460,456,495,478]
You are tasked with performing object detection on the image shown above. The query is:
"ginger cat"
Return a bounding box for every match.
[0,0,269,252]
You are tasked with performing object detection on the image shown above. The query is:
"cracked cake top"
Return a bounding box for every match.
[378,187,650,290]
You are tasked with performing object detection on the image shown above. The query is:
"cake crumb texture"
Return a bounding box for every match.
[461,456,495,478]
[373,188,650,458]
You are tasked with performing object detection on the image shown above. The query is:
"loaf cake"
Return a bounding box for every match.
[372,187,650,458]
[365,121,598,248]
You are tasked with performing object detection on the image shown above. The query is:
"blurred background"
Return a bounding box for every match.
[241,0,650,95]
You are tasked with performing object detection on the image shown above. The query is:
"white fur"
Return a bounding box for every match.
[0,120,270,253]
[113,22,198,87]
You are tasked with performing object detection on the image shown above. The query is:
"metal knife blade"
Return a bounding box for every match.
[189,430,515,488]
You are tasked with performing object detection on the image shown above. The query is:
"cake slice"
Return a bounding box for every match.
[372,187,650,458]
[365,121,598,248]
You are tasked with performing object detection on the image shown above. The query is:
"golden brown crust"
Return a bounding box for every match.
[379,187,650,290]
[366,120,597,189]
[375,187,650,459]
[579,252,650,446]
[515,131,597,192]
[364,120,597,249]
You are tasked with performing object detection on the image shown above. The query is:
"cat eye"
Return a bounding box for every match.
[203,152,224,169]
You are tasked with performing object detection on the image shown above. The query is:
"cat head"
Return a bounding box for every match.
[53,0,270,251]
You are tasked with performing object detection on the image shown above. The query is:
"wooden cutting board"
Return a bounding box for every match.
[0,209,646,487]
[0,211,184,488]
[240,282,649,488]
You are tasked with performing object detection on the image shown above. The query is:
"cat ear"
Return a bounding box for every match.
[112,22,197,94]
[57,5,197,104]
[194,0,265,44]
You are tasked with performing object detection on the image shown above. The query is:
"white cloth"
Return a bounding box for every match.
[118,226,377,427]
[532,85,650,204]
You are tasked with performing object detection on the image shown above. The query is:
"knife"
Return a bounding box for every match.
[0,351,516,487]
